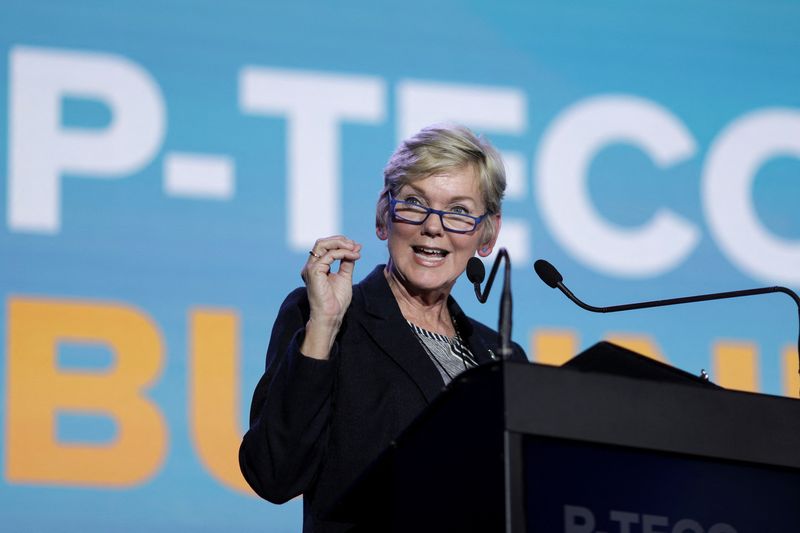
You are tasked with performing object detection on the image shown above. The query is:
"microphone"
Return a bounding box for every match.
[467,249,513,359]
[466,257,486,290]
[533,259,800,390]
[534,259,562,289]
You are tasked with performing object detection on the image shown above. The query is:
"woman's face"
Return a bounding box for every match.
[381,166,500,297]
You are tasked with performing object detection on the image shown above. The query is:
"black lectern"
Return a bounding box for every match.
[330,343,800,532]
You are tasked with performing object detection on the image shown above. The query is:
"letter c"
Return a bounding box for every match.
[703,109,800,285]
[536,95,699,277]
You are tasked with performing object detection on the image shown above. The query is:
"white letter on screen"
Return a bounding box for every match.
[703,109,800,286]
[397,80,530,264]
[239,68,385,250]
[7,46,165,233]
[536,95,699,277]
[396,80,525,139]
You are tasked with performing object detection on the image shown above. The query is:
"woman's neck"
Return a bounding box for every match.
[384,265,455,336]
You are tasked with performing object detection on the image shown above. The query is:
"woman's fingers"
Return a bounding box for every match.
[303,237,357,277]
[336,243,362,278]
[303,247,360,279]
[301,236,361,282]
[306,237,360,268]
[308,235,358,259]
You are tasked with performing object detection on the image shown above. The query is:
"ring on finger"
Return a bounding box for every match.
[308,250,322,259]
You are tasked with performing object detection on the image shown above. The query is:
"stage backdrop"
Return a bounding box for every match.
[1,1,799,531]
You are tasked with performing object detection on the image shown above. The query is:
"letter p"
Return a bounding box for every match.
[7,46,165,233]
[565,505,595,533]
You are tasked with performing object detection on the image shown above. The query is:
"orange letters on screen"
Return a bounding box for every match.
[5,297,167,486]
[189,308,253,495]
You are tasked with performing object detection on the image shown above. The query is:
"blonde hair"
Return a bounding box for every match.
[376,124,506,242]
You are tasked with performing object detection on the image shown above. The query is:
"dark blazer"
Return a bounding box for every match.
[240,265,527,533]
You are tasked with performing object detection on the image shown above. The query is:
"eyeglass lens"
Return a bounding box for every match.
[393,202,476,231]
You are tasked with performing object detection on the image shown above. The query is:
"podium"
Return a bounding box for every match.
[330,343,800,532]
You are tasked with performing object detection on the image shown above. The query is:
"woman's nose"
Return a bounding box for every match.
[421,211,445,236]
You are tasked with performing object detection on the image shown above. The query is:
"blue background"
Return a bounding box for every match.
[1,1,798,531]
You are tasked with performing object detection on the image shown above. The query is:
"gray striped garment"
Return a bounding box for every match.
[407,321,477,385]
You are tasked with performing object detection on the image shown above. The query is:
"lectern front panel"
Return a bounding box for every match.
[522,435,800,532]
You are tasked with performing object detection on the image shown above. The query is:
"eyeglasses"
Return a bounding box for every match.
[388,193,487,234]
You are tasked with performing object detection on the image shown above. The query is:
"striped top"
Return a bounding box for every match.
[407,320,477,385]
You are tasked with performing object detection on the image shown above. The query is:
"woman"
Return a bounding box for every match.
[239,124,528,532]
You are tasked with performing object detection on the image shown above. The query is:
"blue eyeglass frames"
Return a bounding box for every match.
[388,193,487,234]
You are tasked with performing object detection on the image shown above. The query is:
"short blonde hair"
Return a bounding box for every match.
[376,124,506,242]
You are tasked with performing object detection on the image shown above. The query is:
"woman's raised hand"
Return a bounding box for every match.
[300,235,362,359]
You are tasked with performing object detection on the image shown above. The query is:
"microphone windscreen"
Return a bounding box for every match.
[466,257,486,284]
[534,259,563,288]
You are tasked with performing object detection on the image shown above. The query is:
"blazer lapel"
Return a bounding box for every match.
[448,297,498,365]
[353,266,446,404]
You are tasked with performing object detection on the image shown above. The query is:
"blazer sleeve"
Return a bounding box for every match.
[239,287,338,503]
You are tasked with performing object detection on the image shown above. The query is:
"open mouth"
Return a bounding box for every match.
[412,245,449,258]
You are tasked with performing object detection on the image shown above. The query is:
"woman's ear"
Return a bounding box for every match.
[376,225,388,241]
[477,214,502,257]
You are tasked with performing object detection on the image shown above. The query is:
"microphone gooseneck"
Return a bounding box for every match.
[469,249,513,359]
[533,259,800,393]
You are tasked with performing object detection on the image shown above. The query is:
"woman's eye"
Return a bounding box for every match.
[450,205,469,214]
[404,196,424,206]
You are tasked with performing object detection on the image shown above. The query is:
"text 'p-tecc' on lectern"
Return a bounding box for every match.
[329,342,800,532]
